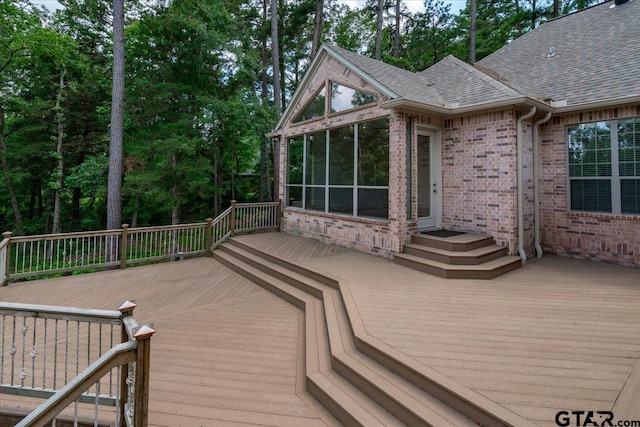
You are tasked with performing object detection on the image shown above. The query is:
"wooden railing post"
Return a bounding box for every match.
[277,199,283,232]
[205,218,213,256]
[117,300,137,427]
[121,224,129,269]
[133,324,156,427]
[230,200,237,237]
[2,231,12,286]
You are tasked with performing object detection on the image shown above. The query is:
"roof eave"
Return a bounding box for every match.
[552,94,640,113]
[381,97,553,116]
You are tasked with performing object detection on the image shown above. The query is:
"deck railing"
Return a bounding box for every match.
[1,232,9,286]
[0,300,154,427]
[2,200,282,282]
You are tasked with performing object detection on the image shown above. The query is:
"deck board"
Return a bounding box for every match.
[234,233,640,424]
[3,232,640,425]
[1,257,331,426]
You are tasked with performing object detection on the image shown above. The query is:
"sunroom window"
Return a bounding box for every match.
[293,82,378,124]
[286,117,389,219]
[568,117,640,214]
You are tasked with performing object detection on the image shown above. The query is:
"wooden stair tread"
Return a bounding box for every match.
[404,242,506,258]
[218,243,481,426]
[395,252,521,271]
[411,233,495,252]
[217,237,535,426]
[213,249,403,426]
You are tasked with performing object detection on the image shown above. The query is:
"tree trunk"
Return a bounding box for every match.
[52,67,67,234]
[107,0,125,231]
[311,0,324,58]
[470,0,477,64]
[261,0,269,100]
[0,105,25,235]
[375,0,384,60]
[553,0,559,17]
[393,0,401,57]
[271,0,281,112]
[107,0,125,264]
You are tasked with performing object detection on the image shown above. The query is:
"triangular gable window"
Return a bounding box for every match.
[293,85,326,123]
[330,82,377,114]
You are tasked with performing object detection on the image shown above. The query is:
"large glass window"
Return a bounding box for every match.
[330,82,378,114]
[286,117,389,219]
[568,117,640,215]
[293,85,326,123]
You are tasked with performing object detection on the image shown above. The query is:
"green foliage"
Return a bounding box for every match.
[2,0,594,236]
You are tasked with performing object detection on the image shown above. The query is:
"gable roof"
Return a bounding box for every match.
[477,0,640,108]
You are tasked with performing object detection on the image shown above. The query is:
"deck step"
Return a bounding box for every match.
[213,249,402,426]
[403,243,508,265]
[214,243,483,426]
[394,252,521,279]
[411,233,494,252]
[397,232,521,279]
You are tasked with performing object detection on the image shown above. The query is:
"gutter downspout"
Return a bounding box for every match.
[516,107,536,265]
[533,112,552,258]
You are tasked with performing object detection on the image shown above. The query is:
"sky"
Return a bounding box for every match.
[34,0,466,15]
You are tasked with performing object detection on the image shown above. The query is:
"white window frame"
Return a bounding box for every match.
[566,117,639,215]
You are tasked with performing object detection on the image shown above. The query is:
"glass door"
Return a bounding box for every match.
[417,133,441,229]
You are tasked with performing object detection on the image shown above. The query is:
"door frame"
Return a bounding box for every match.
[416,128,442,230]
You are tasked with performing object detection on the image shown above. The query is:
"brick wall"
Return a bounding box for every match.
[540,105,640,268]
[441,110,521,254]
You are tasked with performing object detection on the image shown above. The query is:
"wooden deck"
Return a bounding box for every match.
[2,231,640,426]
[1,257,335,426]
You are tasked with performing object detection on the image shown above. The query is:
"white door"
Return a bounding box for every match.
[416,133,442,230]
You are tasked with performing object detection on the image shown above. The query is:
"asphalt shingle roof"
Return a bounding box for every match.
[329,45,445,106]
[477,0,640,106]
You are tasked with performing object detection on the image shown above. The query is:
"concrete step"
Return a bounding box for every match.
[403,242,508,265]
[394,252,522,279]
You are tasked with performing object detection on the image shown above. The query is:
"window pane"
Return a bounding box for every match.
[568,122,611,177]
[305,187,325,211]
[330,82,378,114]
[287,137,304,185]
[358,188,388,219]
[329,125,354,185]
[358,118,389,186]
[293,85,325,123]
[621,179,640,214]
[287,186,302,208]
[329,188,353,214]
[619,118,639,178]
[306,131,326,185]
[570,180,612,212]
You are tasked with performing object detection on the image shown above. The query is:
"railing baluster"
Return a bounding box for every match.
[1,314,4,385]
[54,319,59,389]
[43,318,48,389]
[31,317,37,388]
[64,320,69,384]
[10,315,16,386]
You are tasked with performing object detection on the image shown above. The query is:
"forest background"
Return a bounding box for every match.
[1,0,599,236]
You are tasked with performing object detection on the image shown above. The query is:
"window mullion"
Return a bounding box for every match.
[353,124,359,216]
[611,120,621,214]
[325,130,329,213]
[302,135,308,210]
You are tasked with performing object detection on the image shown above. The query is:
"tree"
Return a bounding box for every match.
[107,0,124,231]
[271,0,282,112]
[311,0,324,58]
